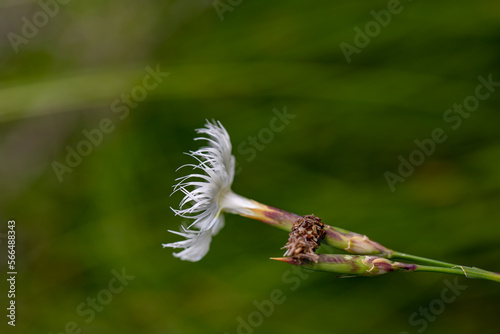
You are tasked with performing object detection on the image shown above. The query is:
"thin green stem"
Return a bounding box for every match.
[389,251,458,268]
[413,265,500,283]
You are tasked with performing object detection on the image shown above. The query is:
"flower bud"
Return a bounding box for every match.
[323,226,392,256]
[271,254,417,277]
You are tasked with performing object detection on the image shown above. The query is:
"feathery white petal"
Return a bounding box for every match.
[163,228,212,262]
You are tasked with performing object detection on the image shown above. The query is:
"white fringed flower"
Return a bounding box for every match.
[163,120,261,261]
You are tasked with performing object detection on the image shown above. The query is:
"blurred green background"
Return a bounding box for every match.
[1,0,499,333]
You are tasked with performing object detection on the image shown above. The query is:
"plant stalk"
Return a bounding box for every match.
[414,264,500,283]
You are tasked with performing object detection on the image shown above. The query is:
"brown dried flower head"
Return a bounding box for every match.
[282,214,326,263]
